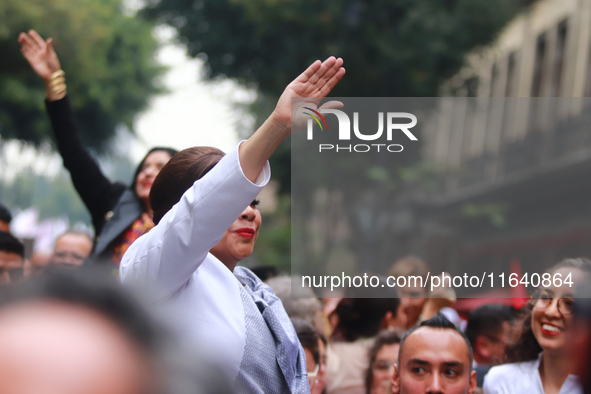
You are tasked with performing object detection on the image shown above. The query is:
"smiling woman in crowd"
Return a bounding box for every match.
[484,258,591,394]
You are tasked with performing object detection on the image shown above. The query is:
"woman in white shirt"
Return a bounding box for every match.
[483,258,590,394]
[120,57,345,393]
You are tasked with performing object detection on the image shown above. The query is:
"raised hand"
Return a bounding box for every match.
[272,56,345,130]
[239,57,345,182]
[18,30,61,82]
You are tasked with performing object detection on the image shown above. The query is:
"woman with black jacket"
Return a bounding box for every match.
[19,30,177,266]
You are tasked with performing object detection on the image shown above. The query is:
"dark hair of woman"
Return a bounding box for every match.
[291,318,320,364]
[506,257,591,363]
[364,329,402,394]
[331,296,401,342]
[150,146,225,225]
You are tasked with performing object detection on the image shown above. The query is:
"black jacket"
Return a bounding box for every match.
[46,96,143,264]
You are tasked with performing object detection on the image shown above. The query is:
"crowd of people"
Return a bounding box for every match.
[1,29,590,393]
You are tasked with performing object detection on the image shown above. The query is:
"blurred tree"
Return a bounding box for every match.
[142,0,525,272]
[0,139,134,226]
[0,0,163,151]
[142,0,521,97]
[142,0,523,192]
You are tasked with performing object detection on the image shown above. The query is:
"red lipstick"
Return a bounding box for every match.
[235,228,255,239]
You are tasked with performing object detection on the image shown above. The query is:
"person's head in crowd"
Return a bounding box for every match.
[505,258,591,365]
[421,272,459,325]
[50,230,94,269]
[331,286,405,342]
[465,304,515,366]
[150,147,225,226]
[0,269,231,394]
[267,276,325,335]
[392,313,477,394]
[571,277,591,393]
[150,146,263,268]
[0,231,25,285]
[292,318,327,394]
[389,255,429,329]
[0,204,11,233]
[365,329,402,394]
[24,249,53,278]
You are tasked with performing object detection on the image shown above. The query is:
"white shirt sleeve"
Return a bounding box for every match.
[119,142,270,301]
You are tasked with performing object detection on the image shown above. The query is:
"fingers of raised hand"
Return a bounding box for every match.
[305,56,337,86]
[18,32,37,53]
[301,56,344,97]
[318,63,345,97]
[28,30,47,49]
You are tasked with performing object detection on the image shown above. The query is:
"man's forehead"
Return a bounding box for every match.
[0,251,24,266]
[400,327,471,365]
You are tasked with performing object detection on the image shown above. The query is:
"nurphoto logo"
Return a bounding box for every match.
[304,106,418,153]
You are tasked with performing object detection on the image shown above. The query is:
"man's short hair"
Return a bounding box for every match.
[0,231,24,258]
[0,204,11,226]
[465,304,514,346]
[399,312,474,368]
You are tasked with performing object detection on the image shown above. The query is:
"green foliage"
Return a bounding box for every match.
[142,0,522,98]
[141,0,524,270]
[142,0,524,196]
[462,202,510,227]
[0,0,163,151]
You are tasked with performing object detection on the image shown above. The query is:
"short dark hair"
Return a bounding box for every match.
[150,147,225,225]
[332,295,401,342]
[0,204,12,225]
[365,329,402,394]
[291,318,320,364]
[399,313,473,368]
[0,231,24,258]
[465,304,514,346]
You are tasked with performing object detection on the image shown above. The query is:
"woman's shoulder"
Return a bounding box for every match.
[487,359,538,377]
[483,360,541,393]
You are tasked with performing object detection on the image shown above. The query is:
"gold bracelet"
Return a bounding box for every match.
[52,83,66,94]
[49,70,65,80]
[47,76,65,88]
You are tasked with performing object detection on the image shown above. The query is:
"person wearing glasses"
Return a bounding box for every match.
[49,230,94,269]
[483,258,590,394]
[365,329,402,394]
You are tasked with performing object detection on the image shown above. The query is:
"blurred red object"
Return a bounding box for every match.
[510,258,529,309]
